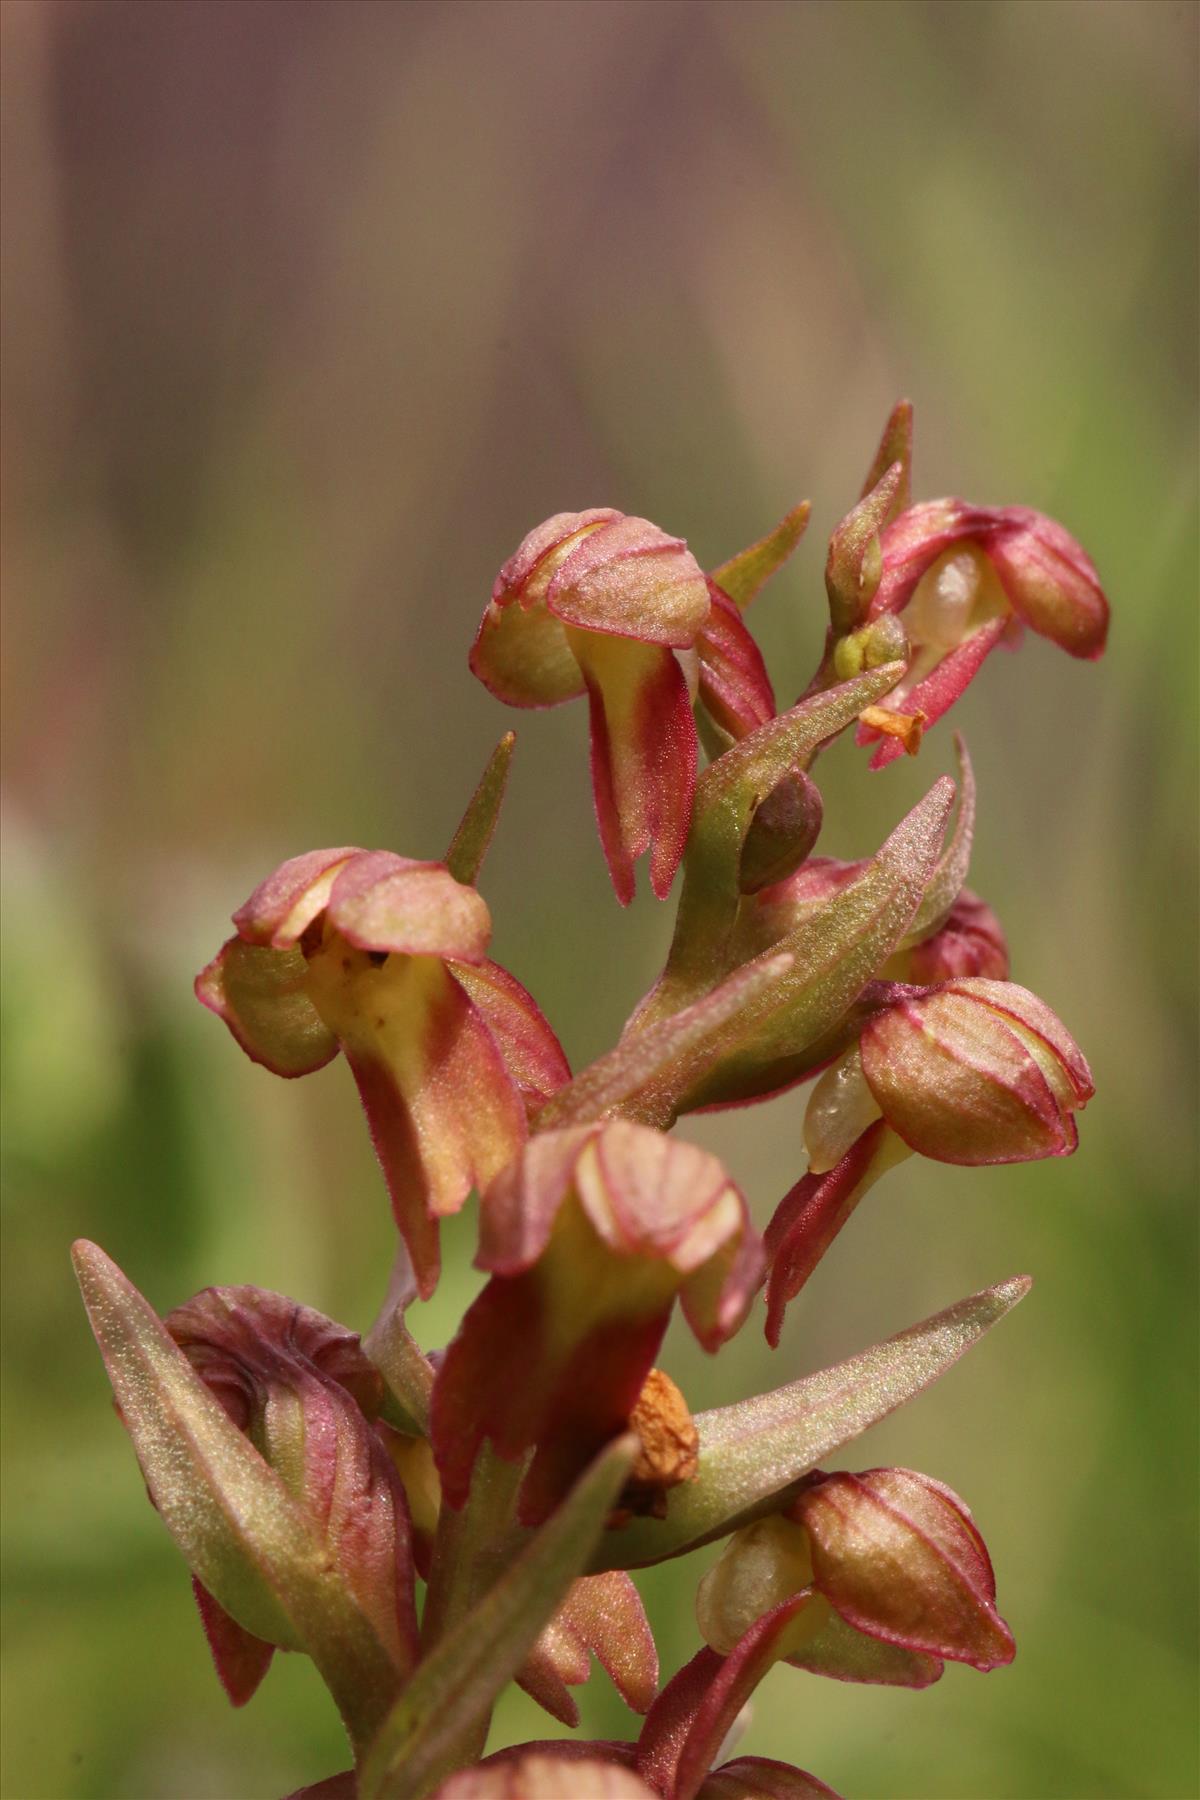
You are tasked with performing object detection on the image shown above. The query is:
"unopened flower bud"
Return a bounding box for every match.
[697,1467,1013,1687]
[738,770,824,895]
[855,975,1093,1164]
[893,887,1009,984]
[793,1468,1014,1672]
[832,614,909,682]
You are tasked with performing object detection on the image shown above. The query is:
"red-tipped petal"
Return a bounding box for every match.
[449,958,570,1116]
[764,1121,893,1347]
[988,508,1108,658]
[570,629,698,903]
[192,1578,275,1707]
[697,580,777,739]
[232,847,360,948]
[638,1597,812,1800]
[195,937,338,1079]
[327,853,491,962]
[863,616,1008,769]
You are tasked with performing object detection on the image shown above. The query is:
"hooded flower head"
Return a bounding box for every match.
[196,846,568,1297]
[164,1285,419,1704]
[431,1120,763,1523]
[470,509,772,903]
[696,1466,1014,1687]
[854,499,1109,767]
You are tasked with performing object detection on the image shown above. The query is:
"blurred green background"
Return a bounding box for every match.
[2,2,1196,1796]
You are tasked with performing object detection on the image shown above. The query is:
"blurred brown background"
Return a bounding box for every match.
[2,3,1197,1796]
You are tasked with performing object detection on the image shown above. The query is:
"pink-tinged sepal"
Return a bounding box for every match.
[192,1577,275,1706]
[696,579,777,740]
[571,628,698,903]
[518,1570,659,1724]
[794,1467,1015,1671]
[430,1122,762,1523]
[447,958,570,1117]
[698,1759,843,1800]
[983,507,1108,658]
[232,847,359,947]
[435,1753,660,1798]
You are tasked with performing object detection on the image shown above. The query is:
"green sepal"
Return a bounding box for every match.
[445,733,516,887]
[588,1275,1031,1571]
[710,501,812,612]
